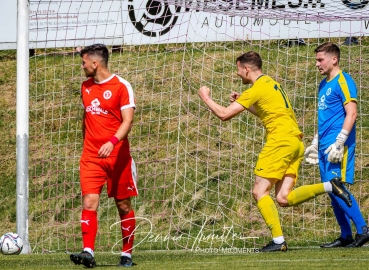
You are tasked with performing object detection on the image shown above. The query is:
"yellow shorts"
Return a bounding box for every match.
[254,135,304,181]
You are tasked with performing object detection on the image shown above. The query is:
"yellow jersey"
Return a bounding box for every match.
[236,75,302,138]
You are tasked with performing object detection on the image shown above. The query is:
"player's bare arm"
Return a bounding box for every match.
[115,107,135,141]
[342,101,357,133]
[82,111,86,140]
[229,91,258,116]
[98,107,135,158]
[198,86,245,121]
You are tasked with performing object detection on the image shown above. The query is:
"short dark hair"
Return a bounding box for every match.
[236,51,262,70]
[80,44,109,66]
[314,42,340,63]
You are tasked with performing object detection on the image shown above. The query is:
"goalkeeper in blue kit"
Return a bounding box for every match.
[305,42,369,247]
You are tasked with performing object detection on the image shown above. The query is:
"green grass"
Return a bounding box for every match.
[1,248,369,269]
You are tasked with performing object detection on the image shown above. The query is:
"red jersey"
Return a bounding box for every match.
[81,74,135,157]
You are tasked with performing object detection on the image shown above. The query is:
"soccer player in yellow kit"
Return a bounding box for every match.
[198,51,351,252]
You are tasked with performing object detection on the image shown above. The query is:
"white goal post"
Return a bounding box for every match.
[16,0,30,254]
[8,0,369,254]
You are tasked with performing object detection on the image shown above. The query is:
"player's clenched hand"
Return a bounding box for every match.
[305,134,318,165]
[230,91,240,102]
[98,142,114,158]
[198,86,211,101]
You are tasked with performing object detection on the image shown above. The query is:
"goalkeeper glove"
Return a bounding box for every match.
[324,129,349,163]
[305,134,319,165]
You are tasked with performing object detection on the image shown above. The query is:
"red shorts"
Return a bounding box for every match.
[80,155,138,199]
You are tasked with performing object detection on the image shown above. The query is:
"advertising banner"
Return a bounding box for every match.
[1,0,369,49]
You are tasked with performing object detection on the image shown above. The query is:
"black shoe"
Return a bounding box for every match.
[320,237,354,248]
[70,251,96,268]
[260,241,288,252]
[117,255,133,267]
[330,177,352,207]
[347,230,369,247]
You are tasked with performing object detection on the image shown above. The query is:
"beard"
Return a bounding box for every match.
[84,69,94,77]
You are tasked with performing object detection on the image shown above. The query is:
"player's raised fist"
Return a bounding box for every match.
[230,91,240,102]
[198,86,211,101]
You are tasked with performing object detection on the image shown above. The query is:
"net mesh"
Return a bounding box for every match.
[2,0,369,253]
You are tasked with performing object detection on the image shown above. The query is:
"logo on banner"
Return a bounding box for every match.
[341,0,369,9]
[128,0,182,37]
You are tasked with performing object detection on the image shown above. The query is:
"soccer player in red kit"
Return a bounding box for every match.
[70,44,137,268]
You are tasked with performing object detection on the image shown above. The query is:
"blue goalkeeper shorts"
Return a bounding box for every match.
[318,144,355,184]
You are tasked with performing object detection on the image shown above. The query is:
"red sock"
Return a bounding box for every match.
[120,210,135,253]
[81,209,98,250]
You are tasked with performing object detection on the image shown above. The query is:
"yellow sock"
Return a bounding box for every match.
[257,195,283,238]
[287,183,325,206]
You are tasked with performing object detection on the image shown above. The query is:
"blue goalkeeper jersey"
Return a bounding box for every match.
[318,71,357,149]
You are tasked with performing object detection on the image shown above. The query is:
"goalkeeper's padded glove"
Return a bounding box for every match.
[305,134,319,165]
[324,129,349,163]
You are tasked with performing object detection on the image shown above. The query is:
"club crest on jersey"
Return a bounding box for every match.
[103,90,112,99]
[86,98,108,115]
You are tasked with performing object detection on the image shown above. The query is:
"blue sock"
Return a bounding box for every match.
[329,194,352,239]
[330,192,367,234]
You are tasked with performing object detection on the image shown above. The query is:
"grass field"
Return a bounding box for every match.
[1,247,369,270]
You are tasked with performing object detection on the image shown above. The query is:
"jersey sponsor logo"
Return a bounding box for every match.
[86,98,108,115]
[86,88,92,94]
[318,95,327,110]
[103,90,112,99]
[91,98,100,107]
[326,88,331,96]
